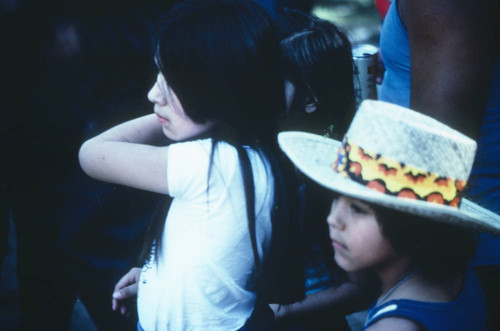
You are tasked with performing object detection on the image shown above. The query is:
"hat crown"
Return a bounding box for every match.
[346,101,477,180]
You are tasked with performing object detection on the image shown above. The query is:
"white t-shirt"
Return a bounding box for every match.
[137,139,274,331]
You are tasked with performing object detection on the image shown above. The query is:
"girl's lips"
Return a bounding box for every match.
[332,239,347,251]
[156,114,168,124]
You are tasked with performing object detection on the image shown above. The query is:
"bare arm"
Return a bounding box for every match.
[401,0,496,139]
[271,270,379,328]
[79,114,171,194]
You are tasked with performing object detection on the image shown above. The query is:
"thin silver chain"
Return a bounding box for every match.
[377,269,420,305]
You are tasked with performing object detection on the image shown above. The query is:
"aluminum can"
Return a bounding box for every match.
[352,44,378,106]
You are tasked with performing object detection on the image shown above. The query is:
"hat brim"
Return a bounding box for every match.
[278,131,500,235]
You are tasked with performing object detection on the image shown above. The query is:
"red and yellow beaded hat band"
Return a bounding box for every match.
[278,100,500,234]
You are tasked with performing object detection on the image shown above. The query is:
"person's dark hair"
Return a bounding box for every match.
[141,0,305,304]
[153,0,283,143]
[372,205,477,280]
[278,8,356,139]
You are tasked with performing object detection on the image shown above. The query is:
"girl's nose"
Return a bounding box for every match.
[327,198,345,230]
[147,81,166,105]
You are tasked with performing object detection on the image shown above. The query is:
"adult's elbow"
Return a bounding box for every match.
[78,140,98,178]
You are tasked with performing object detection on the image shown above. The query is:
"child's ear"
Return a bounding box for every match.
[304,95,318,113]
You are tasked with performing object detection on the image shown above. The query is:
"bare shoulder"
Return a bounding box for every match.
[366,316,425,331]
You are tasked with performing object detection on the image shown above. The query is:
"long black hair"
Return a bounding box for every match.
[278,8,356,138]
[141,0,304,304]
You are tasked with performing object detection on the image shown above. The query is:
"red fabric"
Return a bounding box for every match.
[375,0,391,20]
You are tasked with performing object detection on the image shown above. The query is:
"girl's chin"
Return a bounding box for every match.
[162,127,178,141]
[334,255,359,272]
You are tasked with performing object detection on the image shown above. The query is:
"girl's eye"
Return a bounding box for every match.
[350,202,368,214]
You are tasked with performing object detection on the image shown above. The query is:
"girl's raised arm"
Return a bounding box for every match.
[79,114,170,195]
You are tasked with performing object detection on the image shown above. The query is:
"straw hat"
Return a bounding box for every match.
[278,100,500,234]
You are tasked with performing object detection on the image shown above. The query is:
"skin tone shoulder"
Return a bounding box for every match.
[78,72,215,195]
[367,316,425,331]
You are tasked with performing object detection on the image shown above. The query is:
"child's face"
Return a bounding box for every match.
[284,79,317,114]
[148,73,215,141]
[327,196,397,272]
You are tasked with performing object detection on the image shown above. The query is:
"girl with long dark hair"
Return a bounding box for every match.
[79,1,304,329]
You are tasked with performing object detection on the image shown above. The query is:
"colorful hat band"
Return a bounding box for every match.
[333,139,466,207]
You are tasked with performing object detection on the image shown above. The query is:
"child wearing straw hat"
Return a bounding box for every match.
[278,100,500,330]
[271,10,378,331]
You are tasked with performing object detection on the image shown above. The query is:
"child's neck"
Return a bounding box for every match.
[375,254,416,294]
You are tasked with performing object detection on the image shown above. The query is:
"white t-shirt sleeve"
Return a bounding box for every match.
[167,139,213,200]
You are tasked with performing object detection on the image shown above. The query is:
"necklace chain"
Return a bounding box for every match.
[377,269,420,305]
